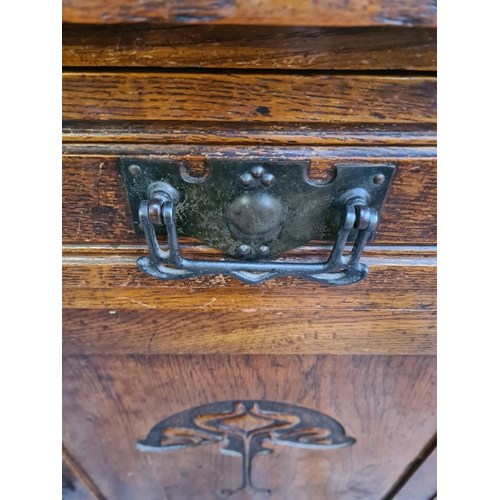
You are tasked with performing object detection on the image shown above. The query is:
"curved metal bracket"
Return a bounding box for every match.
[138,182,378,285]
[121,159,394,286]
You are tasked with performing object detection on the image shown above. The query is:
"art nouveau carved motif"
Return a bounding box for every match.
[137,400,355,496]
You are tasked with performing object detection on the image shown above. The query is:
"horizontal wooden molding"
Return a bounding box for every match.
[63,122,437,146]
[63,308,436,355]
[62,73,436,124]
[63,245,436,355]
[62,0,437,27]
[62,243,437,259]
[63,251,436,311]
[63,25,436,71]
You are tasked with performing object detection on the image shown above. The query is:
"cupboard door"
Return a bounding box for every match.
[62,354,436,500]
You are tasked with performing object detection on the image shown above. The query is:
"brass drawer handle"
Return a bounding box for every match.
[122,160,394,285]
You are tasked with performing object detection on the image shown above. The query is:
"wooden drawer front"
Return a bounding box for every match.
[62,354,436,500]
[62,145,436,356]
[63,25,436,71]
[62,147,436,246]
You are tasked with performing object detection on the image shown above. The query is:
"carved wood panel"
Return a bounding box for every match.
[137,400,354,496]
[62,354,437,500]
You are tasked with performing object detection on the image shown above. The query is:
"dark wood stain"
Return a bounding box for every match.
[255,106,270,116]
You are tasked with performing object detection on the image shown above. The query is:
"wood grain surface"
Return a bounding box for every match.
[62,307,436,355]
[62,354,437,500]
[63,122,437,146]
[61,148,436,245]
[62,73,436,124]
[62,244,436,355]
[63,445,105,500]
[63,25,437,71]
[62,0,437,27]
[392,448,437,500]
[62,250,436,311]
[61,11,438,500]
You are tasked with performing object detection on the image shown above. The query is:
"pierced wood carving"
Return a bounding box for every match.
[137,400,355,496]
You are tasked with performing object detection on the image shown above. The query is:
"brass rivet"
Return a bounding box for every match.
[373,174,385,185]
[251,166,265,178]
[128,164,142,176]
